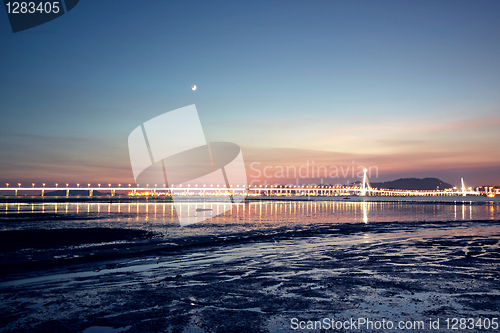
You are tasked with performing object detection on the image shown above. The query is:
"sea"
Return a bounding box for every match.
[0,197,499,332]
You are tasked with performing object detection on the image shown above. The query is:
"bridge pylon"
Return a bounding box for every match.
[360,168,371,196]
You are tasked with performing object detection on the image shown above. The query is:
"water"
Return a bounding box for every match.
[1,199,499,275]
[1,199,499,332]
[1,199,499,236]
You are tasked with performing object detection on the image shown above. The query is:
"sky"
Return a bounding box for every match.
[1,0,499,187]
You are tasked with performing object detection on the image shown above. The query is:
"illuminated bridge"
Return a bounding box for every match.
[0,171,484,197]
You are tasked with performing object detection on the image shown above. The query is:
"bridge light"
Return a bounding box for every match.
[66,183,69,187]
[88,184,91,187]
[32,183,35,187]
[98,184,101,187]
[128,184,131,187]
[118,184,121,187]
[42,183,45,187]
[77,183,80,188]
[18,183,21,187]
[6,183,9,187]
[108,184,111,187]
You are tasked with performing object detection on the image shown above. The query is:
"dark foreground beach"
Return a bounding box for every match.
[0,199,499,332]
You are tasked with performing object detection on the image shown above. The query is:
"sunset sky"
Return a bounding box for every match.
[1,1,499,187]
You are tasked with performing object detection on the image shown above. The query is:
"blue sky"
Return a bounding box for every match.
[1,0,499,186]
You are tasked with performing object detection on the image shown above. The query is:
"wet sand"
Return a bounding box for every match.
[1,219,499,332]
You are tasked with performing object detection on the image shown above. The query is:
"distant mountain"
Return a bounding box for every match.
[370,178,454,190]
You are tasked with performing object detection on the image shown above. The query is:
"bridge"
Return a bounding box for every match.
[0,171,483,197]
[247,171,481,197]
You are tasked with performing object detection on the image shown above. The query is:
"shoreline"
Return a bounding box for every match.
[1,218,498,332]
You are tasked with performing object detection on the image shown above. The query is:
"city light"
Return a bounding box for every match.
[0,178,490,197]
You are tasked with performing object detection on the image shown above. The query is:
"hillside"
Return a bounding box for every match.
[370,178,454,190]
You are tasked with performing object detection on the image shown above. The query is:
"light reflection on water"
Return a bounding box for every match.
[1,200,499,221]
[1,200,499,237]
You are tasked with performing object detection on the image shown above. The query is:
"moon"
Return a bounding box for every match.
[191,85,197,91]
